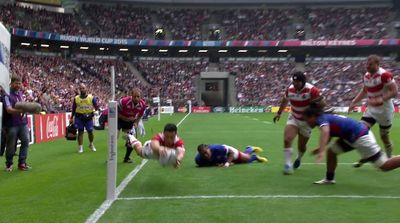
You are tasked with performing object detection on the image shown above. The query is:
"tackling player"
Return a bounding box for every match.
[303,107,400,185]
[195,144,268,167]
[118,88,146,163]
[274,71,325,174]
[349,55,398,167]
[127,123,185,168]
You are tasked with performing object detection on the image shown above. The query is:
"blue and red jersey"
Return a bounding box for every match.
[316,114,369,143]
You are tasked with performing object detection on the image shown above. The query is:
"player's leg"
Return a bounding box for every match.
[118,118,135,163]
[353,115,376,167]
[353,130,400,171]
[379,156,400,171]
[242,146,267,162]
[283,123,299,174]
[294,133,309,169]
[294,121,311,169]
[75,116,85,153]
[379,125,393,157]
[85,119,96,152]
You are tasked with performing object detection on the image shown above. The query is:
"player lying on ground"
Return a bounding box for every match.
[303,107,400,185]
[127,123,185,168]
[195,144,268,167]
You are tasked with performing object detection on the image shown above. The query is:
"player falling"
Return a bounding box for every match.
[195,144,268,167]
[303,107,400,185]
[274,71,326,174]
[127,123,185,168]
[349,55,398,167]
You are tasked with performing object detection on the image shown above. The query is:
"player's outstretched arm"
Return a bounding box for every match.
[312,125,330,163]
[348,87,367,112]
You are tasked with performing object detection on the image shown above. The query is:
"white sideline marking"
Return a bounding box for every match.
[302,163,367,165]
[263,121,272,124]
[85,113,191,223]
[117,194,400,201]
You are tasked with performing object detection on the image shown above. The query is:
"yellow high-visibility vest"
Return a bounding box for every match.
[75,94,94,114]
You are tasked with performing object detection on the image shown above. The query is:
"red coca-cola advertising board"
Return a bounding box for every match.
[34,113,66,143]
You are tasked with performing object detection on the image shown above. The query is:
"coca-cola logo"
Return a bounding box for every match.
[46,116,59,138]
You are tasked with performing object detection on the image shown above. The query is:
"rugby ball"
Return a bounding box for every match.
[159,147,177,167]
[15,102,42,114]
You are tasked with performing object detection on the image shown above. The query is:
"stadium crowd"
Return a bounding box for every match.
[1,4,396,40]
[133,59,209,106]
[9,54,400,111]
[305,7,393,40]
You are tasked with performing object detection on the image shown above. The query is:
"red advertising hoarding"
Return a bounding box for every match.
[34,113,66,143]
[192,106,211,113]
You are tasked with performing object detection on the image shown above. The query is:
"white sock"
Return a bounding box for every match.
[89,142,94,146]
[79,145,83,150]
[284,148,293,166]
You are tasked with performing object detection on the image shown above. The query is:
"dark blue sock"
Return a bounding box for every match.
[244,147,253,154]
[249,155,257,163]
[326,172,335,181]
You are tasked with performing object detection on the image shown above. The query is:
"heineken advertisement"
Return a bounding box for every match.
[229,107,265,113]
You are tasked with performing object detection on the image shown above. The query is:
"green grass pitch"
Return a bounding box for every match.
[1,113,400,223]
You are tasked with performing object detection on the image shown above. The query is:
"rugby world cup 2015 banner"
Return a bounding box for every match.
[12,28,400,48]
[229,107,265,113]
[34,113,66,143]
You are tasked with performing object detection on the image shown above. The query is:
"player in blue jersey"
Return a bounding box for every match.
[303,107,400,184]
[195,144,268,167]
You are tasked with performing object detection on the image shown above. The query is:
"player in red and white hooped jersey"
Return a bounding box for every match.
[274,72,324,174]
[349,55,398,165]
[127,123,186,168]
[117,88,147,163]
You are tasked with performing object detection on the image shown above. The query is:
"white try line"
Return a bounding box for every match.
[85,112,191,223]
[117,194,400,201]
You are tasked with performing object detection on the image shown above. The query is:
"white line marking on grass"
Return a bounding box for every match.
[117,194,400,201]
[252,118,258,121]
[302,163,364,165]
[263,121,272,124]
[85,113,191,223]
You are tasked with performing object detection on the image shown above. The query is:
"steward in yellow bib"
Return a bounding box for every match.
[69,83,99,153]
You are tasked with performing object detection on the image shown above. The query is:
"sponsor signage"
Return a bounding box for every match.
[177,107,188,113]
[229,107,265,113]
[34,113,66,143]
[213,107,225,113]
[192,106,211,113]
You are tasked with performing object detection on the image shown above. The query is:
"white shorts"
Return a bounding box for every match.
[223,145,241,161]
[286,113,312,138]
[363,104,394,127]
[330,131,388,168]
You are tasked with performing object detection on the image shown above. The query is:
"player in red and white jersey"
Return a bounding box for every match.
[274,72,324,174]
[349,55,398,165]
[127,123,186,168]
[117,88,147,163]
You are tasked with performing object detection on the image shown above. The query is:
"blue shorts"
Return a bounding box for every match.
[75,115,94,132]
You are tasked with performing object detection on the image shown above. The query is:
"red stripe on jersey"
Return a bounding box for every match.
[290,99,311,107]
[366,83,384,94]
